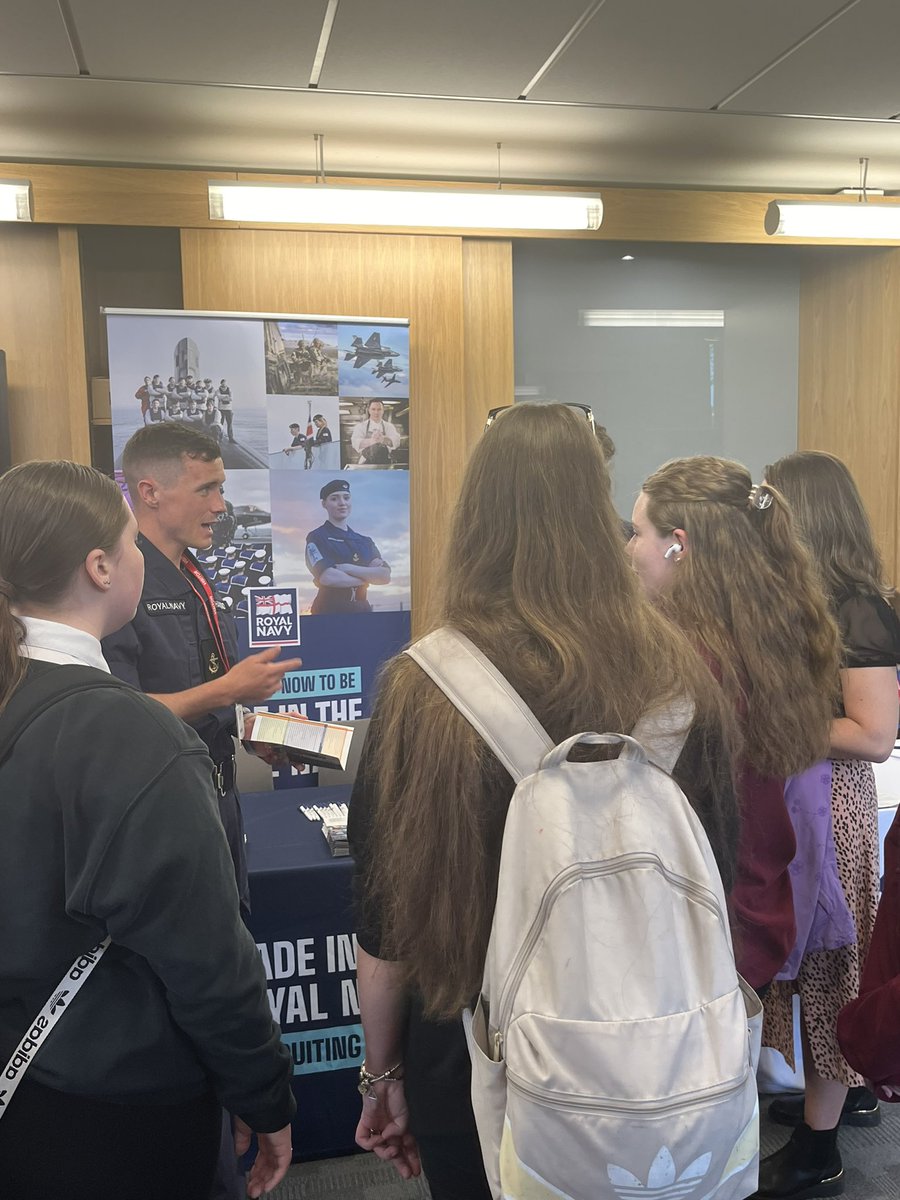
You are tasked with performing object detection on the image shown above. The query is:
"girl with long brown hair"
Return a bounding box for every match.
[347,405,740,1199]
[760,451,900,1198]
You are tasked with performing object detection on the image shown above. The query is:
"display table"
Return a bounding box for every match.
[243,785,360,1161]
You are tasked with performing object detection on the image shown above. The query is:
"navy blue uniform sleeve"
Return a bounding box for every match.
[305,528,336,580]
[362,535,382,564]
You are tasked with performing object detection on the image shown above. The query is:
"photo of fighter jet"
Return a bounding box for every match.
[371,358,399,378]
[233,504,271,537]
[344,332,401,369]
[381,373,401,388]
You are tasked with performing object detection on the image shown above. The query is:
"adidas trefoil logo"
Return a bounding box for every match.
[608,1146,711,1199]
[49,989,69,1016]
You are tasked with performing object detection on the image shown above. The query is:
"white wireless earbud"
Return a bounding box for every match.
[663,542,683,560]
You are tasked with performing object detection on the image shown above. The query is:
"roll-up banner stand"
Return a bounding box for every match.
[106,309,411,789]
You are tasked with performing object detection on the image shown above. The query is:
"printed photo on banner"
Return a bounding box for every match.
[270,470,410,615]
[107,313,268,469]
[337,323,409,398]
[264,321,339,396]
[267,396,341,472]
[193,470,273,620]
[339,397,409,469]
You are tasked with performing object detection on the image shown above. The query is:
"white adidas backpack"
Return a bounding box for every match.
[407,628,762,1200]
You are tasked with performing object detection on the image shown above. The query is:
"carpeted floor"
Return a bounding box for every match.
[269,1096,900,1198]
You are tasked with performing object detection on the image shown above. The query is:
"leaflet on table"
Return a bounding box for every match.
[248,711,354,771]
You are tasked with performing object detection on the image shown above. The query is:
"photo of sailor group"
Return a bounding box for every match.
[5,175,900,1200]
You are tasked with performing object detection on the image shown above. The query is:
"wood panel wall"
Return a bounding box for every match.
[798,247,900,583]
[0,224,90,464]
[7,159,900,245]
[181,228,514,626]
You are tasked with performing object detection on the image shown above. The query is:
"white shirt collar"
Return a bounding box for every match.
[17,616,110,673]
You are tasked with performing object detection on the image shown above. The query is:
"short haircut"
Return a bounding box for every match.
[313,413,324,421]
[122,424,221,492]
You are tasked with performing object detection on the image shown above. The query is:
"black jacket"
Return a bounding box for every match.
[0,661,294,1130]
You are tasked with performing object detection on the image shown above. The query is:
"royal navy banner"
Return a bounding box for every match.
[106,308,411,788]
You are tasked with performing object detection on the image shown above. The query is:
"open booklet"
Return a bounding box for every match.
[242,710,354,771]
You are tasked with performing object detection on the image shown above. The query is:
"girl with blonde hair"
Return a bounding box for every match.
[348,405,740,1199]
[760,451,900,1198]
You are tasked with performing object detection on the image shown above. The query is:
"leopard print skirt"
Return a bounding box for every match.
[762,758,880,1087]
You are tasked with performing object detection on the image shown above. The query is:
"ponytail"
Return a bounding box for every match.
[0,584,25,713]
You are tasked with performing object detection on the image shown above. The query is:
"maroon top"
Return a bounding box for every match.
[701,653,796,989]
[728,762,796,988]
[837,806,900,1094]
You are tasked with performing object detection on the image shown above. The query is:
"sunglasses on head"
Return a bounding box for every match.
[484,403,596,432]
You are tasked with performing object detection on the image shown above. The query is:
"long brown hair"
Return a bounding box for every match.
[765,451,889,600]
[0,461,128,712]
[642,456,840,778]
[364,405,737,1018]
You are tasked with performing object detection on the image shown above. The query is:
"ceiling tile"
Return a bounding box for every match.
[67,0,323,86]
[0,0,77,74]
[320,0,588,99]
[528,0,838,108]
[727,0,900,117]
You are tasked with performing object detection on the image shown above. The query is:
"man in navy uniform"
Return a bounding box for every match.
[103,424,301,914]
[102,424,301,1200]
[305,479,390,614]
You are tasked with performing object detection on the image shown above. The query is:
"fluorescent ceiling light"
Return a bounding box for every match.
[0,180,32,222]
[765,200,900,239]
[580,309,724,328]
[209,182,602,231]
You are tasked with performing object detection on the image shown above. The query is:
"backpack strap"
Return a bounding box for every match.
[0,661,132,764]
[631,697,694,774]
[405,628,553,783]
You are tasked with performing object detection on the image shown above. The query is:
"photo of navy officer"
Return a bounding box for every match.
[305,479,390,614]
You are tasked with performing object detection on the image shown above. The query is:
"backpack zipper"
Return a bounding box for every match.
[505,1062,753,1117]
[492,854,727,1056]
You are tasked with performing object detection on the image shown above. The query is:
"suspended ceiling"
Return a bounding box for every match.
[2,0,900,192]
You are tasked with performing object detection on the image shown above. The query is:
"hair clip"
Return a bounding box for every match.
[748,485,773,511]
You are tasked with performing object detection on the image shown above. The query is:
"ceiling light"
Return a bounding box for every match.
[0,180,32,222]
[765,200,900,239]
[209,182,602,231]
[581,309,724,328]
[621,254,635,261]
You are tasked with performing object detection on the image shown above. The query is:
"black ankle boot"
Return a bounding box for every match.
[754,1122,843,1199]
[768,1085,881,1129]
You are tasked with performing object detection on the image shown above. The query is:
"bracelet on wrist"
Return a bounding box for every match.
[358,1060,404,1097]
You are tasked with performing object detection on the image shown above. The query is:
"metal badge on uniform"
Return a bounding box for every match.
[200,639,225,680]
[247,586,301,648]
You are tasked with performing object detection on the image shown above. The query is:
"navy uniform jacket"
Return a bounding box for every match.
[305,520,382,614]
[102,534,249,910]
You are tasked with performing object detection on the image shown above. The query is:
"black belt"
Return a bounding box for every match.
[212,754,236,796]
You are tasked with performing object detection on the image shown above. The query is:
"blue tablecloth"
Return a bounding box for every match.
[243,785,360,1161]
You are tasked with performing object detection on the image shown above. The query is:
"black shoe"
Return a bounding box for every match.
[754,1123,843,1198]
[768,1085,881,1129]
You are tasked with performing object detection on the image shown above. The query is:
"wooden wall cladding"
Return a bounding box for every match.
[181,228,514,627]
[8,160,900,245]
[798,247,900,583]
[0,224,90,464]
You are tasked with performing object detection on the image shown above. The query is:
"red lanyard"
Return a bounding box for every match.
[180,554,231,672]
